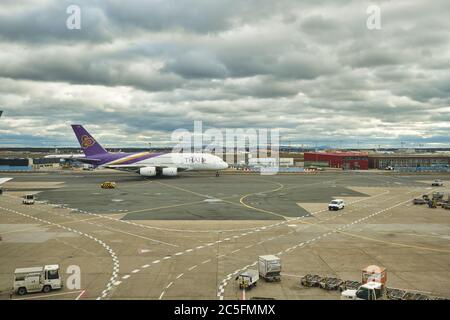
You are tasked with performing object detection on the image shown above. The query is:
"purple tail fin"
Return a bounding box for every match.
[71,125,108,157]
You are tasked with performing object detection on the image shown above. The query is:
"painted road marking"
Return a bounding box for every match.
[12,290,85,300]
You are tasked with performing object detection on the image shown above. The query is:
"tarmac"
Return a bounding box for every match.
[0,170,449,300]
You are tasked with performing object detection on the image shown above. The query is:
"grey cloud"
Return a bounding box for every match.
[0,0,449,148]
[163,50,229,79]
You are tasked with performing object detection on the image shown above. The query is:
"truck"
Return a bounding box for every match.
[432,179,444,187]
[13,265,63,295]
[341,265,387,300]
[341,281,385,300]
[258,255,281,282]
[22,194,35,205]
[237,269,259,290]
[328,199,345,211]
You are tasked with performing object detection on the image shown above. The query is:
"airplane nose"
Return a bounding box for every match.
[221,161,228,169]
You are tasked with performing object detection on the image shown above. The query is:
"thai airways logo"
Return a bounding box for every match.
[81,135,96,148]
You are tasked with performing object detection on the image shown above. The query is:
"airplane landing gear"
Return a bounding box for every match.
[216,171,220,177]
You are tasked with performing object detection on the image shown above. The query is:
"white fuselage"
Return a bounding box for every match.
[105,152,228,171]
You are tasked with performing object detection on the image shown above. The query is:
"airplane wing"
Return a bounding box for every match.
[44,154,86,159]
[105,164,151,169]
[0,178,12,185]
[105,164,189,172]
[105,164,168,171]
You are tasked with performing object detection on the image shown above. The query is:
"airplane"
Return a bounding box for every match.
[0,178,12,185]
[62,125,228,177]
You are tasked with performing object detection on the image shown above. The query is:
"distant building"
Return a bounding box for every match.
[248,157,294,167]
[304,152,369,170]
[368,154,450,169]
[0,158,32,171]
[32,157,61,169]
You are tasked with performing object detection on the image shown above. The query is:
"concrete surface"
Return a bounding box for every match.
[0,170,449,300]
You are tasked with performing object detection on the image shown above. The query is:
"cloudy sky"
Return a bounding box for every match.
[0,0,449,148]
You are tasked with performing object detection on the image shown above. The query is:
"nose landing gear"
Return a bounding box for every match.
[216,171,220,177]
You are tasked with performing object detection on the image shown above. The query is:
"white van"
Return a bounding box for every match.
[328,199,345,211]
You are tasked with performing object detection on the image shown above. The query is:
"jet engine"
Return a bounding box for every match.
[162,167,178,176]
[139,166,157,177]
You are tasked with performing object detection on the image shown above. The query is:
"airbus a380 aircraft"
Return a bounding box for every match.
[66,125,228,177]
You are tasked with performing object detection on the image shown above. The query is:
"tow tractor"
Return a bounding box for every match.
[22,194,35,205]
[101,182,116,189]
[13,265,63,295]
[237,269,259,290]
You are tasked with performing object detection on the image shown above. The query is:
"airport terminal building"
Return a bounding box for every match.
[368,154,450,169]
[304,152,450,171]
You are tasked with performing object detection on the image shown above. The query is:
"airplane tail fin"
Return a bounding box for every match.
[71,124,108,157]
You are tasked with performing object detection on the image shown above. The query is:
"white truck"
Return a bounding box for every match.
[22,194,35,205]
[258,255,281,282]
[328,199,345,211]
[13,265,63,295]
[341,281,385,300]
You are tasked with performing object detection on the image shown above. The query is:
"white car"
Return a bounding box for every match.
[328,199,345,211]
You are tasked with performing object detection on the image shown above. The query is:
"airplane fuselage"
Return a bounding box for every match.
[100,152,228,171]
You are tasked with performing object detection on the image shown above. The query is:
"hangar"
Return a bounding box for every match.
[304,152,369,170]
